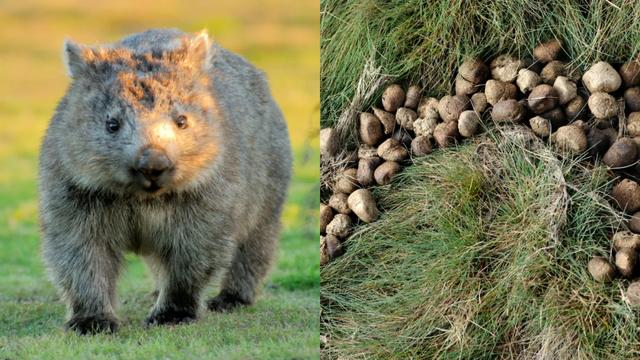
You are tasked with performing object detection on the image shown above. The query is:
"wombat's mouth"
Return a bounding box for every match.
[143,181,162,193]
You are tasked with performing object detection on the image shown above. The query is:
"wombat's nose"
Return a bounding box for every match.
[134,147,172,181]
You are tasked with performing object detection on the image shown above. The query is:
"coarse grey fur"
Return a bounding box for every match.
[39,29,292,334]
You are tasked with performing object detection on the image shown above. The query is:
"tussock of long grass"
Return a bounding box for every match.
[321,0,640,128]
[321,129,638,359]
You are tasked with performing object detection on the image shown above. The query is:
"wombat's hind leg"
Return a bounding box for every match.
[208,221,279,312]
[206,291,250,313]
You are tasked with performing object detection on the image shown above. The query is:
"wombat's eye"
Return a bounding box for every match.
[106,118,121,133]
[175,115,188,129]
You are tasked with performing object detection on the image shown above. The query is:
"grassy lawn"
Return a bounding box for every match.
[321,1,640,358]
[0,0,319,359]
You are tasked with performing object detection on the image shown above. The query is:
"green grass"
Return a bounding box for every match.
[321,1,640,358]
[0,0,319,359]
[321,129,640,358]
[321,0,640,128]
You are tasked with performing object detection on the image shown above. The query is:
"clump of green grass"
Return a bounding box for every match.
[321,129,638,358]
[321,0,640,127]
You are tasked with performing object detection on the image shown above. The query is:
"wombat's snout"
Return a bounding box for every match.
[131,147,173,191]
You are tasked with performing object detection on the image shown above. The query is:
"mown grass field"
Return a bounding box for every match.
[0,0,319,359]
[321,1,640,359]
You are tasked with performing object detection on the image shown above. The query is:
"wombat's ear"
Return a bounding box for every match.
[63,39,89,78]
[188,30,214,72]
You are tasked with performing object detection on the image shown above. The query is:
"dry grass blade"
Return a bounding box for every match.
[335,55,391,146]
[321,56,391,196]
[618,98,627,139]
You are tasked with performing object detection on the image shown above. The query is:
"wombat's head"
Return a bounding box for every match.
[58,31,220,196]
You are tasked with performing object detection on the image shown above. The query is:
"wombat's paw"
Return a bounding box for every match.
[65,314,118,335]
[144,308,196,327]
[207,292,250,313]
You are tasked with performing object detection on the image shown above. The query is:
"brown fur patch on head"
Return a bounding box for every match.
[74,36,208,76]
[117,72,165,110]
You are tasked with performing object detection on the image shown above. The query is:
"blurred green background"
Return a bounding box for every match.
[0,0,319,358]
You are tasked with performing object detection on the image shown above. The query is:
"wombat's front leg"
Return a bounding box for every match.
[43,234,122,335]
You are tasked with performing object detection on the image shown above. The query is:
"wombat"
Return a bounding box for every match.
[38,29,292,334]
